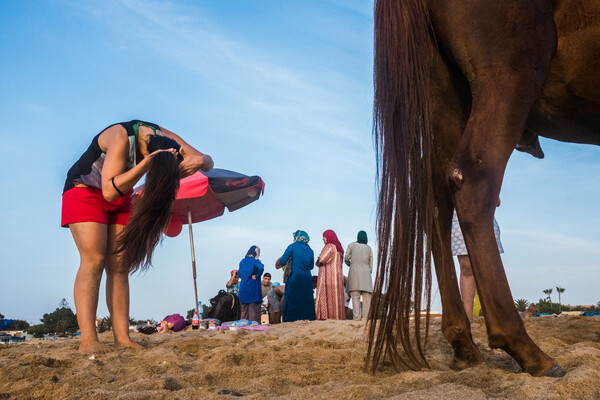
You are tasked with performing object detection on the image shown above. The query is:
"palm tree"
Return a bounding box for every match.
[556,287,565,312]
[514,299,529,312]
[543,288,553,306]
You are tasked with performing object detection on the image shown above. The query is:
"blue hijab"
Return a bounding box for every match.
[293,230,310,243]
[246,245,259,257]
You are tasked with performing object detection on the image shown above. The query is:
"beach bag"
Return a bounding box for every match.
[276,257,293,283]
[283,257,293,283]
[205,290,241,323]
[136,322,158,335]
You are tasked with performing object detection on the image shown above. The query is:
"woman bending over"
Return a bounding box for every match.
[61,120,213,353]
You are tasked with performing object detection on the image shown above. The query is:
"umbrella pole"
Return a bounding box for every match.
[187,201,200,315]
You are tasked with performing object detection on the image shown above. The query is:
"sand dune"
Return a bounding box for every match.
[1,315,599,399]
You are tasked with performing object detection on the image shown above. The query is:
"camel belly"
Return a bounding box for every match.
[528,0,600,144]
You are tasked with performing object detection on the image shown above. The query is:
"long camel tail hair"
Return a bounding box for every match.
[367,0,435,372]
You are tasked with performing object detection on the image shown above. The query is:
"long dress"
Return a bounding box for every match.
[237,257,264,304]
[315,243,346,320]
[279,241,316,322]
[237,256,264,322]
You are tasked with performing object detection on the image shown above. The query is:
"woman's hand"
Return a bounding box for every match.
[160,126,214,177]
[179,148,213,177]
[146,148,179,163]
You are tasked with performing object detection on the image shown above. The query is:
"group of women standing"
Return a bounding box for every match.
[273,229,374,322]
[237,229,373,323]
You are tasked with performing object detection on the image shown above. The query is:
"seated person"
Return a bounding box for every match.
[226,269,240,294]
[267,282,284,324]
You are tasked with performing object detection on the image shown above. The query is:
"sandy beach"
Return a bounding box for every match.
[1,315,599,399]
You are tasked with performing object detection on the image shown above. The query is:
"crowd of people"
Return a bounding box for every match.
[60,120,500,353]
[227,229,374,324]
[228,213,503,325]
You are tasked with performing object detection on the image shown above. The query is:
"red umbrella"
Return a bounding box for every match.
[136,168,265,314]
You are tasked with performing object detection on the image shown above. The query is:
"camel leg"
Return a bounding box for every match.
[431,178,484,369]
[431,0,565,377]
[430,52,484,369]
[449,74,564,376]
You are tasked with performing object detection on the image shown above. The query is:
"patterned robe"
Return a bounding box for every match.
[315,243,346,320]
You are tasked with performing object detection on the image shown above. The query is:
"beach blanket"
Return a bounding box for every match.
[581,312,600,317]
[217,324,270,331]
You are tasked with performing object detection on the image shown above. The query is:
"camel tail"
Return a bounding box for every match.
[367,0,435,372]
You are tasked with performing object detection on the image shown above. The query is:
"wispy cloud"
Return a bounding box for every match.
[79,0,371,157]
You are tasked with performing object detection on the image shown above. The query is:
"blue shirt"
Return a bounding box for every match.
[237,256,264,304]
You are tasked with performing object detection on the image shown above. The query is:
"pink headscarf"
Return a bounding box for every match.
[323,230,344,255]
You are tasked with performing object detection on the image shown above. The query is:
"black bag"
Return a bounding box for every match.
[283,257,293,283]
[205,290,241,323]
[276,257,293,283]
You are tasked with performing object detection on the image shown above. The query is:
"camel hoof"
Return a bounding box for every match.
[451,355,485,371]
[541,363,567,378]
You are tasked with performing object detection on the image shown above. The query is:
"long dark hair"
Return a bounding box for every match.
[367,0,435,372]
[116,135,182,273]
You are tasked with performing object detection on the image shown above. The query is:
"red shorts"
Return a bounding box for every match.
[61,186,134,227]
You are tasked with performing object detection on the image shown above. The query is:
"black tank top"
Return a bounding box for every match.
[63,120,161,193]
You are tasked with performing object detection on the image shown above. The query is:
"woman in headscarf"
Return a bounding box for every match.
[277,230,316,322]
[315,229,346,320]
[237,245,264,323]
[345,230,374,320]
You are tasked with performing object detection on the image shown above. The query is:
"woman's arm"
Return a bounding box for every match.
[344,244,353,267]
[226,275,236,288]
[160,127,214,177]
[255,260,265,278]
[316,244,334,267]
[273,285,285,296]
[279,244,293,266]
[100,126,176,202]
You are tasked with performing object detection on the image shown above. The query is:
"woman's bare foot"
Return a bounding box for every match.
[78,340,113,354]
[115,339,142,350]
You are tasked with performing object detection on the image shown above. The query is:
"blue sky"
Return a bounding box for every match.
[0,0,598,324]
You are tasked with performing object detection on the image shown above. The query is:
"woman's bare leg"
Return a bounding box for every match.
[458,255,475,322]
[106,223,141,349]
[70,222,112,353]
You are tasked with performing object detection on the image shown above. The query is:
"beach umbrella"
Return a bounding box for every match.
[137,168,265,314]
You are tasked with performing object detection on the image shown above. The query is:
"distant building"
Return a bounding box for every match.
[0,335,25,345]
[0,331,33,342]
